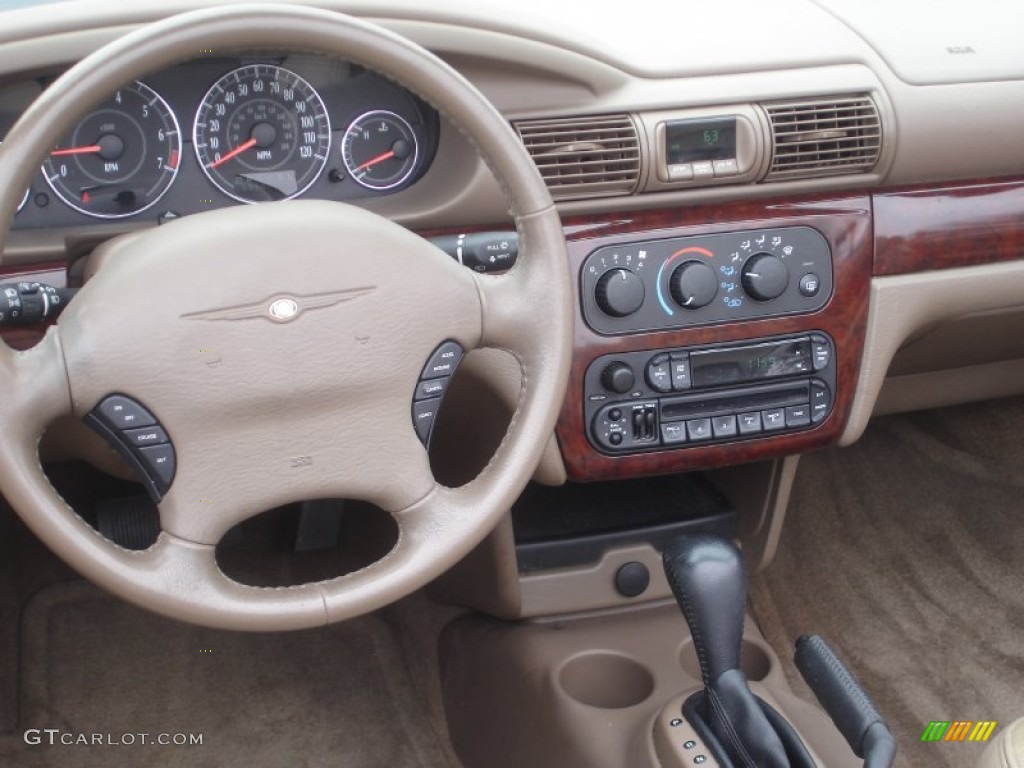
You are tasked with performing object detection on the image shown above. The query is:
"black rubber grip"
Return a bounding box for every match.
[794,635,895,766]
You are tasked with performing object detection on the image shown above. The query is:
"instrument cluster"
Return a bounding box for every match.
[3,53,439,228]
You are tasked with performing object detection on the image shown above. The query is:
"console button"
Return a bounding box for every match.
[646,354,673,393]
[670,354,692,391]
[422,342,463,379]
[713,158,738,177]
[811,335,831,371]
[138,444,176,489]
[762,408,786,431]
[96,395,156,430]
[416,377,448,400]
[691,160,714,180]
[686,418,713,441]
[738,412,763,435]
[712,415,738,438]
[668,163,694,182]
[785,405,811,427]
[661,422,687,444]
[811,381,831,423]
[413,398,442,443]
[123,426,169,448]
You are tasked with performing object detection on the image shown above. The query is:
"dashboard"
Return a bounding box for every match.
[1,0,1024,494]
[3,53,438,229]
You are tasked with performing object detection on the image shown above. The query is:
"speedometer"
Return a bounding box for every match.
[193,64,330,203]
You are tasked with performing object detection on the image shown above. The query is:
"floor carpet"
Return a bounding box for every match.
[750,398,1024,768]
[0,579,460,768]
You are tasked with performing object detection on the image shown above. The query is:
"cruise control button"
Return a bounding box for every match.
[413,398,442,443]
[670,354,692,391]
[416,377,449,400]
[138,444,176,489]
[686,418,713,441]
[422,342,463,379]
[96,395,156,430]
[123,425,169,448]
[762,408,786,431]
[646,354,673,393]
[661,422,687,444]
[786,405,811,427]
[738,411,762,435]
[712,415,738,438]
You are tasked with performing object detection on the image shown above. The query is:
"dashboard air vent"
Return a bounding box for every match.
[764,96,881,181]
[513,115,640,200]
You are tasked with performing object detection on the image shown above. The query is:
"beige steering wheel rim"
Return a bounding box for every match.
[0,4,572,630]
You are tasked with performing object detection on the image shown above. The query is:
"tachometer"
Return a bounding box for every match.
[341,110,419,191]
[41,81,181,218]
[193,64,330,203]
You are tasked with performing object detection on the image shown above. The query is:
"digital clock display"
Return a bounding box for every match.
[690,339,811,387]
[664,116,737,164]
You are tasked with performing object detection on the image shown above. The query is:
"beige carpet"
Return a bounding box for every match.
[0,579,461,768]
[750,398,1024,768]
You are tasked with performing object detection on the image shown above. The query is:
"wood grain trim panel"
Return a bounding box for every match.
[874,178,1024,276]
[556,196,872,482]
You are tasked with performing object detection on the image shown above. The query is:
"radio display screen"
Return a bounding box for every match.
[664,116,737,164]
[690,339,812,388]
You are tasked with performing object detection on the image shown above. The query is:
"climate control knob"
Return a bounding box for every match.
[669,261,718,309]
[595,268,645,317]
[601,361,636,394]
[741,252,789,302]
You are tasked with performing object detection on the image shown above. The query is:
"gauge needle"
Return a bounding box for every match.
[356,150,395,171]
[208,137,257,169]
[50,144,102,157]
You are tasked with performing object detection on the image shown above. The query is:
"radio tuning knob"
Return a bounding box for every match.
[601,361,635,394]
[594,268,645,317]
[741,252,789,301]
[669,261,718,309]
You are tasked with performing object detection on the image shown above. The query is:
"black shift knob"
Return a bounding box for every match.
[663,533,747,685]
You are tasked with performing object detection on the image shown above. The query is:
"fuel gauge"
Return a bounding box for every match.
[341,110,419,191]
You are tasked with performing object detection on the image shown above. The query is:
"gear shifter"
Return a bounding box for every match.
[663,534,814,768]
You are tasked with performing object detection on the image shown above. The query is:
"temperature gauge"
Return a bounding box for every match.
[341,110,419,191]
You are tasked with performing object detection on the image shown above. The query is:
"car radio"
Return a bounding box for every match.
[584,333,835,454]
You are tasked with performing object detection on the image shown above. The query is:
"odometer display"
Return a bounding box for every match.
[193,64,330,203]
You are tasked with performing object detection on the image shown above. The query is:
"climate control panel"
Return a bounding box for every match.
[584,333,836,455]
[581,227,832,334]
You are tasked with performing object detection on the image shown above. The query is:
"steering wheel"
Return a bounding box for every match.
[0,5,572,630]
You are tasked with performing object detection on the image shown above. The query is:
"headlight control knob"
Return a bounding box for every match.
[669,261,718,309]
[595,268,645,317]
[741,252,789,302]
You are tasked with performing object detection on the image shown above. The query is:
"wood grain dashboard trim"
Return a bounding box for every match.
[874,178,1024,276]
[556,196,873,482]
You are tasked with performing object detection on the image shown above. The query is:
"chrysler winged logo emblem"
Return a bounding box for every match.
[182,287,376,324]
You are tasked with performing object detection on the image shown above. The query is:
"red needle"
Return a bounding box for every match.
[50,145,102,157]
[356,149,395,171]
[208,137,257,169]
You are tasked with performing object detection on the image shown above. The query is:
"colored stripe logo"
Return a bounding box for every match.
[921,721,997,743]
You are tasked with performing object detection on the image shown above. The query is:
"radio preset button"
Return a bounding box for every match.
[712,415,738,438]
[661,422,687,444]
[738,412,763,435]
[646,354,673,393]
[686,418,713,441]
[762,408,786,431]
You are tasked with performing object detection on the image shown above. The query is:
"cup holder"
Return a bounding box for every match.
[678,638,773,682]
[558,652,655,710]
